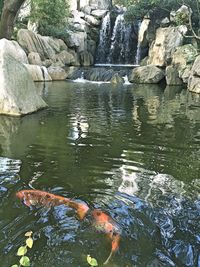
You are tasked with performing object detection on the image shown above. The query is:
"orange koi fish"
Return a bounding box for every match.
[91,209,121,264]
[16,190,89,220]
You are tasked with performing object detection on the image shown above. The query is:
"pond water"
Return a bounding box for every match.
[0,81,200,267]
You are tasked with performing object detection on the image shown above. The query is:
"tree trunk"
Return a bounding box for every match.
[0,0,25,39]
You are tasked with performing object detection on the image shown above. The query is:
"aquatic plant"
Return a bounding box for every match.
[11,231,34,267]
[87,255,98,266]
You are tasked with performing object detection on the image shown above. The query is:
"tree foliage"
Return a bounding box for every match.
[30,0,69,37]
[113,0,199,23]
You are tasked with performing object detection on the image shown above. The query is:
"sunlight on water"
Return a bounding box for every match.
[0,81,199,266]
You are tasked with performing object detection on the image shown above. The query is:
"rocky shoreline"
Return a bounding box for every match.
[0,1,200,115]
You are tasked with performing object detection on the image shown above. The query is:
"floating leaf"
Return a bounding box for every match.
[26,237,33,248]
[87,255,98,266]
[17,246,27,256]
[25,231,32,237]
[19,256,30,267]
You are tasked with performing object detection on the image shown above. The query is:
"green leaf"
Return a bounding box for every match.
[11,265,18,267]
[87,255,98,266]
[26,237,33,248]
[17,246,27,256]
[19,256,30,267]
[25,231,33,237]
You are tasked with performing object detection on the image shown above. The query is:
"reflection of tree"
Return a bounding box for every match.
[0,81,199,200]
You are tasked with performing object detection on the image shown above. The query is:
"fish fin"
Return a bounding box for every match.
[23,198,31,207]
[103,250,113,265]
[77,204,89,220]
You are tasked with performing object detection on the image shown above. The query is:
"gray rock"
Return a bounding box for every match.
[66,31,87,52]
[84,15,101,26]
[188,76,200,94]
[79,51,94,66]
[28,52,42,65]
[129,65,165,84]
[160,17,170,27]
[0,48,47,116]
[17,29,61,60]
[166,66,183,85]
[91,10,108,19]
[0,38,28,64]
[172,44,198,67]
[179,65,192,84]
[189,55,200,77]
[65,66,79,79]
[81,5,92,15]
[188,55,200,93]
[54,50,76,66]
[148,26,187,66]
[47,66,67,80]
[24,64,52,81]
[110,73,124,85]
[89,0,112,10]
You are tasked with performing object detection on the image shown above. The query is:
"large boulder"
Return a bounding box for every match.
[188,56,200,93]
[110,73,124,85]
[171,44,198,84]
[28,52,42,65]
[84,15,101,26]
[166,66,183,85]
[129,65,165,84]
[172,44,198,67]
[91,10,108,19]
[24,64,52,82]
[17,29,62,60]
[0,47,47,116]
[148,26,187,66]
[0,38,28,64]
[54,50,76,66]
[47,66,68,80]
[65,31,87,52]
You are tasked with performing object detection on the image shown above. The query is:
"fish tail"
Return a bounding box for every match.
[103,250,113,265]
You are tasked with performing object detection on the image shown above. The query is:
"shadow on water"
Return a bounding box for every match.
[0,81,200,266]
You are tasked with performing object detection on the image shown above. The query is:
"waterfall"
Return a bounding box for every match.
[135,21,142,65]
[96,11,141,65]
[108,14,125,63]
[96,13,111,64]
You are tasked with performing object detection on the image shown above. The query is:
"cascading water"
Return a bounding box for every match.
[96,13,111,64]
[96,11,142,65]
[135,21,142,65]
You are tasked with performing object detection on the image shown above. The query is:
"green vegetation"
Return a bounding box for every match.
[11,231,34,267]
[30,0,69,38]
[113,0,200,40]
[0,0,3,16]
[113,0,197,20]
[87,255,98,266]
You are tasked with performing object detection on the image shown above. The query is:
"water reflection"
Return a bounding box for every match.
[0,81,199,266]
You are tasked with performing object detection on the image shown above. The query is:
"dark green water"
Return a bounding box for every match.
[0,81,200,267]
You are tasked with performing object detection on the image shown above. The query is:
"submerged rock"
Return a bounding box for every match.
[129,65,165,84]
[110,73,124,85]
[0,49,47,116]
